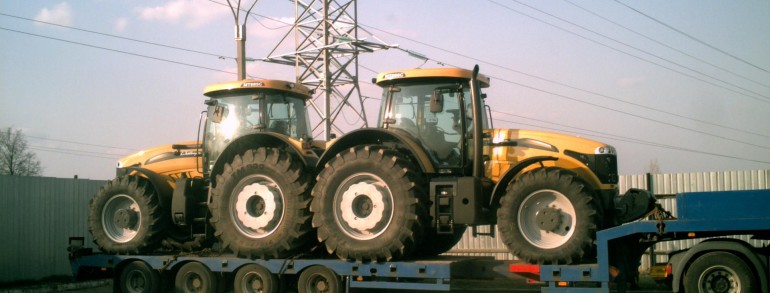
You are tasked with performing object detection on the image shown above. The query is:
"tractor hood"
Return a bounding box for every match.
[489,129,615,156]
[117,141,202,178]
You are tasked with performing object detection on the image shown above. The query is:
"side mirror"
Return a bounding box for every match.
[430,91,443,113]
[211,105,225,123]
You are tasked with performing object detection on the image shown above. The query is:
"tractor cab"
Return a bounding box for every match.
[375,68,491,173]
[202,80,314,175]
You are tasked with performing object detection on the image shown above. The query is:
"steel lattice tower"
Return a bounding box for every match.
[264,0,391,140]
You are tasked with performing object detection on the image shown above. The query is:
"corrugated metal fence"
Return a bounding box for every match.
[0,170,768,282]
[0,175,106,284]
[448,170,770,271]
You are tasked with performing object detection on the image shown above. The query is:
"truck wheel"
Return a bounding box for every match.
[234,264,279,293]
[311,145,426,262]
[684,252,754,293]
[89,175,166,254]
[298,266,341,293]
[118,261,161,293]
[497,168,597,264]
[414,225,467,257]
[175,262,221,293]
[209,148,312,258]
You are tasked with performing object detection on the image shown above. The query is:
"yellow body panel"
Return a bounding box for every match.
[118,141,203,180]
[486,129,615,190]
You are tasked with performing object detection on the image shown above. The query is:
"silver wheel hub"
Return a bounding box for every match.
[700,265,740,293]
[102,194,141,243]
[518,189,576,249]
[335,173,393,240]
[232,177,284,239]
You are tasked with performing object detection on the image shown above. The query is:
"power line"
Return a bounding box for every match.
[0,13,233,60]
[30,146,122,160]
[563,0,770,92]
[614,0,770,75]
[0,26,246,76]
[360,9,770,140]
[27,135,138,152]
[488,0,770,104]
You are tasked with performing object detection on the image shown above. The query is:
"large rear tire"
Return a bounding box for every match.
[311,145,426,262]
[88,175,167,254]
[497,168,597,264]
[209,148,313,259]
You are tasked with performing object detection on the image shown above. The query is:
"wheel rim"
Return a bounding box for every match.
[180,271,205,292]
[230,175,285,239]
[699,265,740,293]
[517,189,576,249]
[305,273,331,293]
[102,194,141,243]
[240,272,265,292]
[124,270,147,293]
[333,173,393,240]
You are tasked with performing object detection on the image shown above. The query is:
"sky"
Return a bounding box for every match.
[1,0,769,180]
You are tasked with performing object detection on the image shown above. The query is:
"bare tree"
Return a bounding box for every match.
[0,127,43,176]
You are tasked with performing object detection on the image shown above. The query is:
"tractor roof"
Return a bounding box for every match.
[374,68,490,87]
[203,79,313,99]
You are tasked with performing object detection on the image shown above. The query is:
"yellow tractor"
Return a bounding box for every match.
[88,79,322,258]
[310,66,642,264]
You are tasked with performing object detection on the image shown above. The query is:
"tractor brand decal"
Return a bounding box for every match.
[242,81,265,87]
[383,72,406,80]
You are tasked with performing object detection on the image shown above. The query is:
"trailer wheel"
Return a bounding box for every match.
[175,262,221,293]
[312,145,426,262]
[497,168,597,264]
[684,252,755,293]
[89,175,166,254]
[118,261,161,293]
[209,148,312,258]
[234,264,279,293]
[298,266,341,293]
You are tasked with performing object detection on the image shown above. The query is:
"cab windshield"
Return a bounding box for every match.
[379,82,487,168]
[203,90,311,173]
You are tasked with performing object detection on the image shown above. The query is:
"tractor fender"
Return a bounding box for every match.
[316,128,436,174]
[210,132,318,184]
[671,238,768,293]
[116,166,174,208]
[488,156,558,207]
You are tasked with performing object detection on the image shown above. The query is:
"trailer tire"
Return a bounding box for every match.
[298,266,341,293]
[311,145,426,262]
[118,261,161,293]
[209,148,312,258]
[497,168,597,264]
[684,252,755,293]
[175,262,221,293]
[89,175,167,254]
[234,264,280,293]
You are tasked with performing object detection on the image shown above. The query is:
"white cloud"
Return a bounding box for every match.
[114,17,128,32]
[136,0,229,29]
[34,2,73,26]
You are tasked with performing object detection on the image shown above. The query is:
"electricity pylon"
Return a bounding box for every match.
[264,0,393,140]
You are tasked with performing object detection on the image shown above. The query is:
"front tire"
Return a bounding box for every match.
[311,145,426,262]
[209,148,313,259]
[497,168,597,264]
[684,252,755,293]
[88,175,166,254]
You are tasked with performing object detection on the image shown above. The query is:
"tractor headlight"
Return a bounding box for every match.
[595,145,616,155]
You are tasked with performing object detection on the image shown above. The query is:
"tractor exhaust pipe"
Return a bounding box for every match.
[470,65,484,179]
